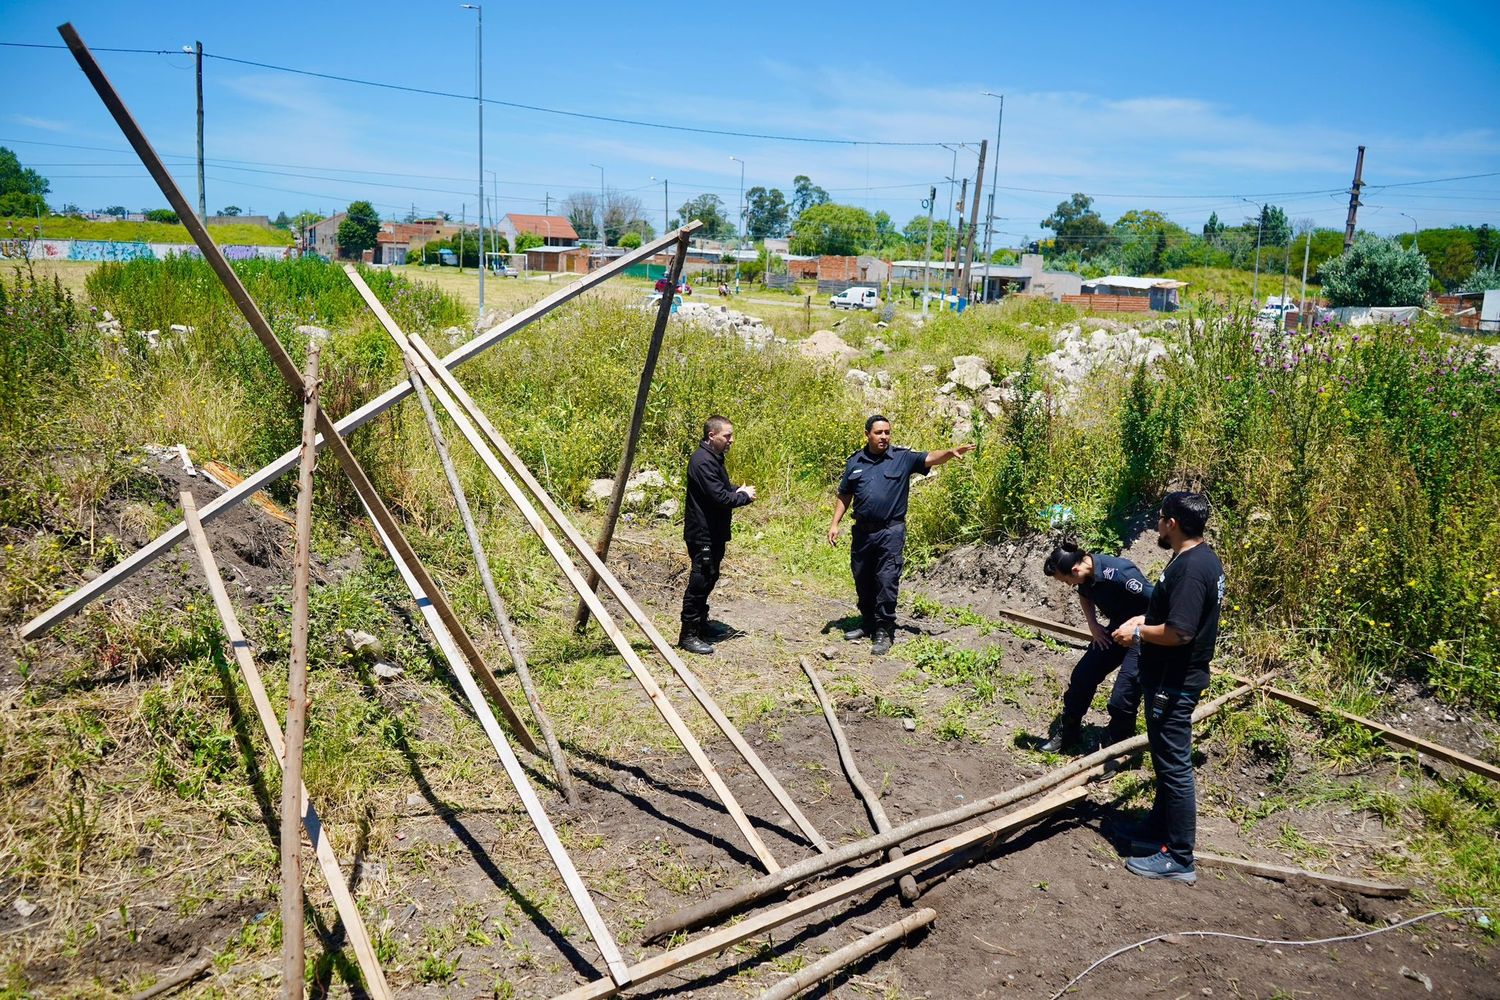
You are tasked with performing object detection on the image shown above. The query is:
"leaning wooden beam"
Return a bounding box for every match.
[1224,673,1500,784]
[552,788,1087,1000]
[19,209,700,643]
[54,21,538,758]
[344,269,781,874]
[180,493,393,1000]
[357,503,632,984]
[799,656,919,903]
[756,907,938,1000]
[400,349,577,804]
[401,330,832,856]
[995,607,1091,643]
[282,342,320,1000]
[572,232,690,631]
[639,673,1271,944]
[1194,851,1410,899]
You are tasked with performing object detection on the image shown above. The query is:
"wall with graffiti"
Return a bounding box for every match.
[0,239,292,262]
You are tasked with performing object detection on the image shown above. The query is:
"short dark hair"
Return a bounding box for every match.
[703,415,732,440]
[1160,491,1211,538]
[1042,541,1086,578]
[865,413,891,433]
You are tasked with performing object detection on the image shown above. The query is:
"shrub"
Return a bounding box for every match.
[1318,234,1431,307]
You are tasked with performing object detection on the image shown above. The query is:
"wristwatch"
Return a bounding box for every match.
[1132,626,1142,648]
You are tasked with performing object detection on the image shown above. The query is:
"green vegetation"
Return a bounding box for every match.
[1319,233,1432,306]
[2,214,294,246]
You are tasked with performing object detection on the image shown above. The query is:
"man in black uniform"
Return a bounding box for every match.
[828,414,974,655]
[679,415,756,655]
[1111,491,1224,884]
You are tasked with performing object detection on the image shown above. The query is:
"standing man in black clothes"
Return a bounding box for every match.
[828,414,974,656]
[1111,491,1225,884]
[679,416,755,655]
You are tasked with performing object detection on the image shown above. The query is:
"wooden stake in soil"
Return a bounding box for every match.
[399,325,833,857]
[281,343,320,1000]
[756,907,937,1000]
[639,674,1272,944]
[798,656,919,903]
[1194,851,1409,899]
[572,231,690,631]
[180,493,393,1000]
[400,351,578,805]
[54,20,538,763]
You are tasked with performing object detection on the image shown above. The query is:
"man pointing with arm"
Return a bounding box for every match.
[829,414,973,655]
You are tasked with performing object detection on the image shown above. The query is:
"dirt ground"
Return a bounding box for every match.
[3,462,1497,999]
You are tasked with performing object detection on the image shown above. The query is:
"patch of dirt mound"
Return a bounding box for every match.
[914,536,1085,627]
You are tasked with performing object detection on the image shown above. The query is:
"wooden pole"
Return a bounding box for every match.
[53,21,538,759]
[756,907,937,1000]
[398,327,832,856]
[572,231,690,631]
[1224,673,1500,783]
[639,674,1270,944]
[343,268,782,873]
[281,343,320,1000]
[180,493,393,1000]
[400,350,578,804]
[960,139,987,299]
[552,789,1086,1000]
[20,210,701,641]
[798,656,919,903]
[1194,852,1409,899]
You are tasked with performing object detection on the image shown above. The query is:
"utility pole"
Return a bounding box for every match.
[1343,145,1365,250]
[461,4,484,315]
[961,139,987,302]
[954,177,967,297]
[1298,226,1312,332]
[543,192,550,217]
[1242,198,1264,306]
[651,176,669,235]
[459,203,465,273]
[195,41,205,222]
[922,185,935,319]
[981,92,1003,279]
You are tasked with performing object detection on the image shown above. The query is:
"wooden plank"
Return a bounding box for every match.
[756,907,937,1000]
[799,656,918,902]
[1195,851,1409,899]
[19,206,700,643]
[399,348,577,804]
[180,493,393,1000]
[282,343,320,1000]
[402,329,833,857]
[54,21,538,759]
[550,788,1087,1000]
[572,232,690,631]
[993,607,1091,643]
[638,674,1270,944]
[1225,674,1500,784]
[343,268,781,874]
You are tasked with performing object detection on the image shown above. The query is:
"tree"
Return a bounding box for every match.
[1317,234,1431,307]
[290,210,322,233]
[902,215,955,259]
[791,175,829,217]
[676,193,733,239]
[1112,209,1188,275]
[619,231,642,250]
[218,205,242,217]
[744,186,789,239]
[1459,265,1500,293]
[1246,204,1291,246]
[103,205,128,217]
[563,189,651,245]
[271,210,291,229]
[336,200,380,258]
[0,192,46,217]
[789,203,876,256]
[0,147,49,215]
[145,208,179,224]
[1041,193,1110,258]
[1202,211,1225,242]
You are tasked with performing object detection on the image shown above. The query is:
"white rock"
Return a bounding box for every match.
[948,360,993,391]
[655,498,680,520]
[845,368,872,386]
[373,660,403,680]
[13,898,37,918]
[296,324,332,341]
[872,370,891,388]
[626,469,667,491]
[583,479,615,507]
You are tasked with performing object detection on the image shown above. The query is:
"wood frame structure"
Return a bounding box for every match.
[756,907,937,1000]
[180,493,393,1000]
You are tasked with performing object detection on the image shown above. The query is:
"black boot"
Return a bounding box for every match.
[870,629,894,656]
[1040,715,1083,754]
[678,627,714,656]
[844,620,870,641]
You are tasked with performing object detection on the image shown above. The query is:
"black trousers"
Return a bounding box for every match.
[680,538,726,630]
[1061,640,1144,734]
[1143,683,1202,866]
[850,522,905,632]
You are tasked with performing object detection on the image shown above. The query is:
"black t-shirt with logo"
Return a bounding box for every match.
[1077,553,1153,627]
[1139,543,1225,692]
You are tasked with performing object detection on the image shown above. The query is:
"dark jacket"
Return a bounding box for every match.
[684,442,749,545]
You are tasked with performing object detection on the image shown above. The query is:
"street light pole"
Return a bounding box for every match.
[651,176,669,235]
[1242,197,1264,307]
[730,155,745,290]
[460,4,484,315]
[1400,212,1420,251]
[981,92,1003,284]
[589,163,605,252]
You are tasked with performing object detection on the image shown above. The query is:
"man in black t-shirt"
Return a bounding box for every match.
[1110,491,1225,884]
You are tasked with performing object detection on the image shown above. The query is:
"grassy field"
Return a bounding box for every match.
[4,216,293,246]
[1166,264,1317,306]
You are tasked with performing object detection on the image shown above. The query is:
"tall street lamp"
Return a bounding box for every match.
[729,155,745,290]
[589,163,605,251]
[1399,212,1420,251]
[460,4,484,314]
[650,175,669,235]
[980,91,1004,285]
[1241,197,1264,307]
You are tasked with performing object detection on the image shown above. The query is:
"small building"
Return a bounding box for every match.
[817,255,890,293]
[1079,275,1187,312]
[499,213,577,248]
[523,244,589,273]
[373,230,408,265]
[892,253,1082,302]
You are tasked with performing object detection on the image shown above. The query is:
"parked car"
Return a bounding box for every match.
[1256,299,1299,329]
[829,286,879,310]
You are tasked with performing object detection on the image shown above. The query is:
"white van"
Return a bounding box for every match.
[829,286,879,310]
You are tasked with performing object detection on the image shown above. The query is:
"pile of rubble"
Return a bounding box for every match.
[94,309,194,349]
[1044,324,1168,387]
[674,301,785,350]
[581,468,679,521]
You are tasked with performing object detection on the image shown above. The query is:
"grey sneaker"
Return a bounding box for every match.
[1125,848,1196,884]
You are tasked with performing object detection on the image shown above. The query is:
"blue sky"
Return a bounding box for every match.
[2,0,1497,242]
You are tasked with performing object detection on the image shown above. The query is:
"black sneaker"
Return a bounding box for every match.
[678,630,714,656]
[870,630,894,656]
[1125,847,1197,884]
[701,621,735,639]
[1040,718,1083,754]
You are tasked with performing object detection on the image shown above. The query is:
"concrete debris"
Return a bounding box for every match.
[13,898,37,918]
[1399,967,1433,992]
[948,358,993,391]
[295,324,332,342]
[655,498,681,520]
[796,329,859,363]
[675,301,781,350]
[1043,323,1168,402]
[372,659,403,680]
[902,718,917,732]
[845,368,873,387]
[583,469,671,510]
[344,629,383,659]
[919,364,938,377]
[871,370,891,388]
